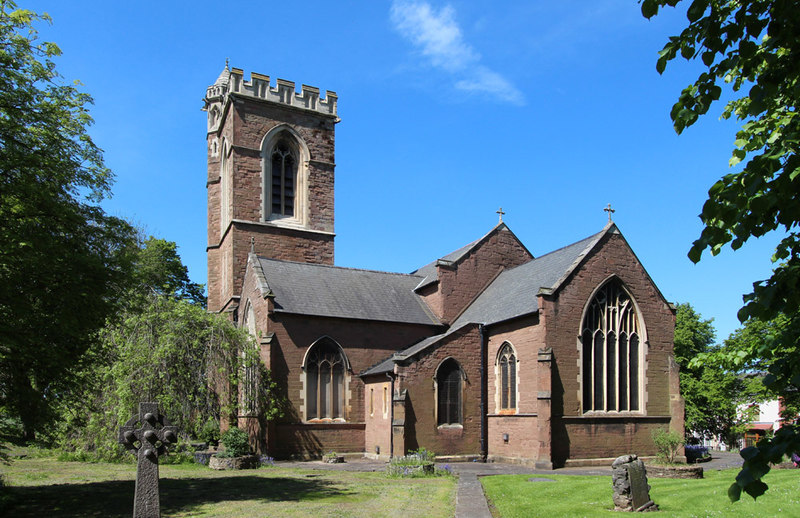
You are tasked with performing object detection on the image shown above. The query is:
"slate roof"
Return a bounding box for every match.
[360,226,611,376]
[450,230,604,328]
[410,223,514,291]
[411,240,479,290]
[256,257,441,325]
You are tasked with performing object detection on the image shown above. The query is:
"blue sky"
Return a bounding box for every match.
[25,0,782,342]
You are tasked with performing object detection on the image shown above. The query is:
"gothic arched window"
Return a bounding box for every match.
[436,358,463,426]
[581,279,643,413]
[270,139,296,218]
[305,339,346,420]
[497,342,517,412]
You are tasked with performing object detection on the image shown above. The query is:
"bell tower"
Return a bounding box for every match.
[204,64,339,314]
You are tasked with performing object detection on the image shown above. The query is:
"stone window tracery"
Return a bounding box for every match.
[581,279,643,413]
[497,342,517,412]
[305,338,347,420]
[270,140,296,218]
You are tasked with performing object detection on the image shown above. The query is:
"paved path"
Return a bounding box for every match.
[275,451,744,518]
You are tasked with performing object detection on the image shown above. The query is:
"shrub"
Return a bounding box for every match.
[200,419,220,448]
[219,427,250,458]
[388,448,437,477]
[685,444,710,463]
[652,428,683,464]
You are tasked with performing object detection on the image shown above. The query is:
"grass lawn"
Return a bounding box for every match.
[0,455,455,517]
[482,468,800,517]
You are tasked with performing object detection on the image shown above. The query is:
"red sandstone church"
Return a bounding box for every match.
[204,65,683,468]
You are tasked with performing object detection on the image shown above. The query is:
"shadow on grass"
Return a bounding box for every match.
[3,474,351,517]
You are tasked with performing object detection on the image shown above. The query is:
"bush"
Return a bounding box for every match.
[219,427,250,458]
[652,428,683,464]
[200,419,220,447]
[388,448,438,477]
[685,444,710,463]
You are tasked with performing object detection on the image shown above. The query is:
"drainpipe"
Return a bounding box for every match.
[479,323,488,462]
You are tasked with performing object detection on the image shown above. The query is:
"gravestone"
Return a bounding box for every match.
[119,402,178,518]
[611,454,657,512]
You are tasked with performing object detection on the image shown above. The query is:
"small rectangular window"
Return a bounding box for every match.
[370,388,374,417]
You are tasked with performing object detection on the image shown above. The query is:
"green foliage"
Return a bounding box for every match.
[58,292,248,460]
[219,427,250,458]
[130,236,205,307]
[652,427,684,464]
[675,303,754,445]
[200,418,220,447]
[0,0,137,443]
[642,0,800,500]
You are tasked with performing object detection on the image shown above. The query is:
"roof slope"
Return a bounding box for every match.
[451,229,604,328]
[257,257,441,325]
[362,227,609,376]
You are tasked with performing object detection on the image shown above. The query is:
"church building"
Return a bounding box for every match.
[204,65,683,468]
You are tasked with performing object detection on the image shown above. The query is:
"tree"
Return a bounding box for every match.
[58,238,282,460]
[641,0,800,500]
[675,303,751,445]
[0,1,136,442]
[129,236,205,307]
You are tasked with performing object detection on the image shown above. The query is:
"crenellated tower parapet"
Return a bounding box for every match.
[204,64,337,133]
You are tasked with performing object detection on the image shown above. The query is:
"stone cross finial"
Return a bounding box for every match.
[496,207,505,223]
[250,236,255,254]
[604,203,615,222]
[119,402,178,518]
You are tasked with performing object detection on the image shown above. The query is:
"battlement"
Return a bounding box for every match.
[205,66,337,117]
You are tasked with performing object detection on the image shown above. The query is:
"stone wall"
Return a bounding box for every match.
[419,226,532,324]
[266,312,437,458]
[395,325,483,457]
[545,231,678,466]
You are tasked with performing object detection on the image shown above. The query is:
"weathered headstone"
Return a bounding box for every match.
[119,402,178,518]
[611,454,658,512]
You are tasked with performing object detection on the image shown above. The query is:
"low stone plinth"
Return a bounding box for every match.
[208,454,260,470]
[646,464,704,479]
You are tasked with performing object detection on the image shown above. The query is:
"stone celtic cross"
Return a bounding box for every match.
[119,402,178,518]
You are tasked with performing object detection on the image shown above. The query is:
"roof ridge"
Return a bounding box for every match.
[257,256,425,279]
[532,229,604,261]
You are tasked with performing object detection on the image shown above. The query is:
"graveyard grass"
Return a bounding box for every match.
[0,453,455,517]
[482,469,800,517]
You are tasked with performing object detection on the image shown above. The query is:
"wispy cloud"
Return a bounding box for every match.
[390,1,524,105]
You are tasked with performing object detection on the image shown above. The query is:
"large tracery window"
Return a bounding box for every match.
[436,358,463,426]
[581,279,643,413]
[497,342,517,412]
[270,140,296,218]
[305,339,346,420]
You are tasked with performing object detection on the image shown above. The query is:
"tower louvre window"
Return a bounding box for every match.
[581,279,643,413]
[270,140,296,217]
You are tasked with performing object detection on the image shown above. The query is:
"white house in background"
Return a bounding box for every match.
[741,399,783,448]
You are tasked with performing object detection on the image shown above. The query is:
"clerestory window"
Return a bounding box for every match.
[436,358,463,426]
[270,140,296,218]
[305,338,346,420]
[581,279,643,413]
[497,342,517,412]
